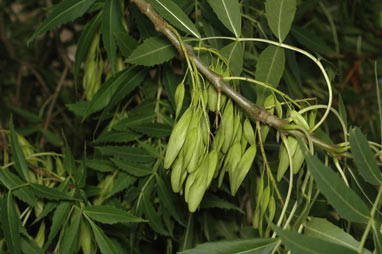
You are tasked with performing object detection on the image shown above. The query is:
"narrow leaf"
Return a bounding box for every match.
[291,27,336,54]
[1,193,21,254]
[156,174,186,226]
[304,217,372,254]
[115,26,138,57]
[179,238,277,254]
[272,224,358,254]
[200,194,244,213]
[350,127,382,185]
[59,213,81,254]
[10,117,29,181]
[127,36,177,66]
[220,41,243,76]
[28,0,96,44]
[111,158,153,177]
[255,45,285,105]
[207,0,241,38]
[30,183,75,201]
[102,0,120,73]
[128,123,172,137]
[338,94,348,128]
[96,146,155,162]
[301,142,370,223]
[265,0,296,42]
[148,0,200,38]
[94,130,141,144]
[84,205,145,224]
[45,202,71,248]
[0,170,37,207]
[143,192,170,236]
[106,172,137,198]
[20,237,44,254]
[87,219,119,254]
[74,12,101,84]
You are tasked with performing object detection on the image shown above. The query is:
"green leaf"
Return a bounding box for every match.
[220,41,243,76]
[156,174,186,226]
[265,0,296,42]
[148,0,200,38]
[94,130,142,144]
[28,0,96,44]
[0,170,37,207]
[304,217,372,254]
[20,237,44,254]
[271,224,358,254]
[1,193,21,254]
[338,94,347,128]
[64,138,76,178]
[45,202,71,248]
[163,64,181,111]
[179,238,277,254]
[128,123,172,137]
[255,45,285,105]
[30,183,75,201]
[87,159,116,172]
[113,113,156,130]
[82,68,132,120]
[127,37,178,66]
[106,172,137,198]
[291,27,336,54]
[10,117,29,181]
[301,142,370,223]
[142,191,170,236]
[115,26,138,57]
[102,0,120,73]
[96,146,155,162]
[200,194,244,214]
[111,158,153,177]
[349,127,382,185]
[206,0,241,38]
[84,205,145,224]
[59,213,81,254]
[87,218,119,254]
[74,12,101,84]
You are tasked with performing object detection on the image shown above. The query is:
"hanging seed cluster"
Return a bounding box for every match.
[164,65,257,212]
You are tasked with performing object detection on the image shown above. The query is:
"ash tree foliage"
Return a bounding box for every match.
[2,0,382,253]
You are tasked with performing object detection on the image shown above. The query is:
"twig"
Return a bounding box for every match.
[130,0,351,157]
[39,66,68,148]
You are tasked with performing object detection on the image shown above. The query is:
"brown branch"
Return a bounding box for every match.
[130,0,350,158]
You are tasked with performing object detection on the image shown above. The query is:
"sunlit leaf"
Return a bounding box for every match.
[127,36,177,66]
[84,205,146,224]
[148,0,200,38]
[179,238,277,254]
[28,0,96,44]
[255,46,285,105]
[220,41,243,76]
[207,0,241,38]
[304,217,372,254]
[272,224,358,254]
[301,142,370,223]
[1,193,21,254]
[350,127,382,185]
[10,117,29,181]
[265,0,296,42]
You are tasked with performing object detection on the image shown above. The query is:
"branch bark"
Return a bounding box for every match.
[130,0,349,158]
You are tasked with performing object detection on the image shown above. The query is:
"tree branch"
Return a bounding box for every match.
[130,0,350,158]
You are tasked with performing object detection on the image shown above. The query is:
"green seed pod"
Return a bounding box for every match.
[260,185,271,216]
[79,221,92,254]
[276,136,298,181]
[184,169,198,203]
[260,95,275,142]
[187,128,204,173]
[222,100,234,153]
[252,206,261,229]
[187,165,208,212]
[207,84,218,112]
[212,127,225,153]
[231,145,257,196]
[243,118,256,146]
[164,108,193,169]
[171,156,184,193]
[175,82,185,119]
[240,131,248,154]
[182,128,198,168]
[35,221,45,248]
[232,113,242,144]
[206,150,218,187]
[200,116,210,146]
[292,145,305,175]
[268,196,276,222]
[309,109,317,129]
